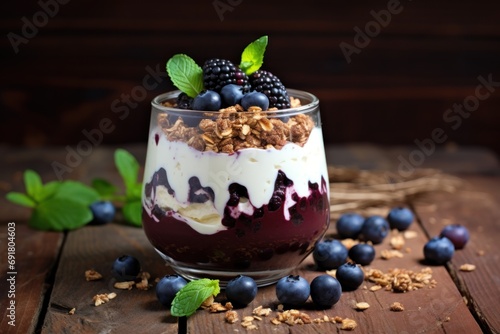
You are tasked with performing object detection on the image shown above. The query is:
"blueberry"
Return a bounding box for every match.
[359,215,390,244]
[225,275,258,306]
[89,201,116,225]
[241,91,269,111]
[348,243,375,266]
[111,255,141,281]
[276,275,310,306]
[313,239,348,270]
[387,207,414,231]
[310,275,342,308]
[336,213,364,239]
[440,224,470,249]
[192,90,221,111]
[424,236,455,265]
[156,274,187,307]
[335,262,365,291]
[220,84,244,106]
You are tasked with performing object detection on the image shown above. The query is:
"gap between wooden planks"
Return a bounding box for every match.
[412,175,500,334]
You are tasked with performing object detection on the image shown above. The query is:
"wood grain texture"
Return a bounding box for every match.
[0,223,63,334]
[413,176,500,334]
[41,224,178,334]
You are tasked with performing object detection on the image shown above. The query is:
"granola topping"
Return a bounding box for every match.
[157,101,314,154]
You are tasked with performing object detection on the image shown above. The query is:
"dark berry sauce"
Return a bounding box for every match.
[142,169,329,271]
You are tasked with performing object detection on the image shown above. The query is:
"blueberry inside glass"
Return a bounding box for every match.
[142,89,329,286]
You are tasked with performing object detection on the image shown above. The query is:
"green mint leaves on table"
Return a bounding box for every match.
[5,148,143,230]
[6,170,100,231]
[166,54,204,98]
[171,279,220,317]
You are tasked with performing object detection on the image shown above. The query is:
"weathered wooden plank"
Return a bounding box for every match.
[40,223,178,334]
[413,176,500,334]
[0,223,63,334]
[187,205,482,333]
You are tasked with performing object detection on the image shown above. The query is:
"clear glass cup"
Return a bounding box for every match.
[142,89,330,286]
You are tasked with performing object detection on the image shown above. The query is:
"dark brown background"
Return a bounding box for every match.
[2,0,500,155]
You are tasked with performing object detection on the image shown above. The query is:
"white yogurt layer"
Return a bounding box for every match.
[143,126,329,235]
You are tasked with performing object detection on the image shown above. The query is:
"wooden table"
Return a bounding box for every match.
[1,144,499,334]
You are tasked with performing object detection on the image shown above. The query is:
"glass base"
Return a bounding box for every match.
[154,248,295,287]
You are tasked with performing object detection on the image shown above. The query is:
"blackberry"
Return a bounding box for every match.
[176,92,193,109]
[202,58,250,93]
[249,70,291,109]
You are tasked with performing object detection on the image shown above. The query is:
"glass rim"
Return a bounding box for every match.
[151,89,319,117]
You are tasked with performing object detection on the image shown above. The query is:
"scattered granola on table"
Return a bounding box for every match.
[114,281,135,290]
[390,233,405,250]
[252,305,272,317]
[92,292,116,306]
[390,302,405,312]
[136,272,151,290]
[381,249,404,260]
[459,263,476,272]
[206,302,233,313]
[365,267,437,292]
[271,309,312,326]
[341,318,358,330]
[355,302,370,310]
[225,310,239,324]
[85,269,103,281]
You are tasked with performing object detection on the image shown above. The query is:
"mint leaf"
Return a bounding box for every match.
[171,279,220,317]
[166,54,203,98]
[38,181,62,201]
[24,169,43,202]
[128,183,142,200]
[92,178,117,198]
[123,200,142,226]
[54,181,100,206]
[115,148,140,197]
[113,149,144,227]
[6,192,36,208]
[240,36,268,75]
[29,198,93,231]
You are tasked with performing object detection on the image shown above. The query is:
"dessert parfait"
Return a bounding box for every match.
[142,36,330,285]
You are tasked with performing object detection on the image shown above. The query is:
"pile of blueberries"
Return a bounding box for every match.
[109,206,470,311]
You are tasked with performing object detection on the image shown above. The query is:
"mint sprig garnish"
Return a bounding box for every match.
[170,279,220,317]
[5,149,144,230]
[166,54,204,98]
[239,35,268,75]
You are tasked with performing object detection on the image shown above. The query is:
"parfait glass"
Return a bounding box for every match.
[142,89,330,286]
